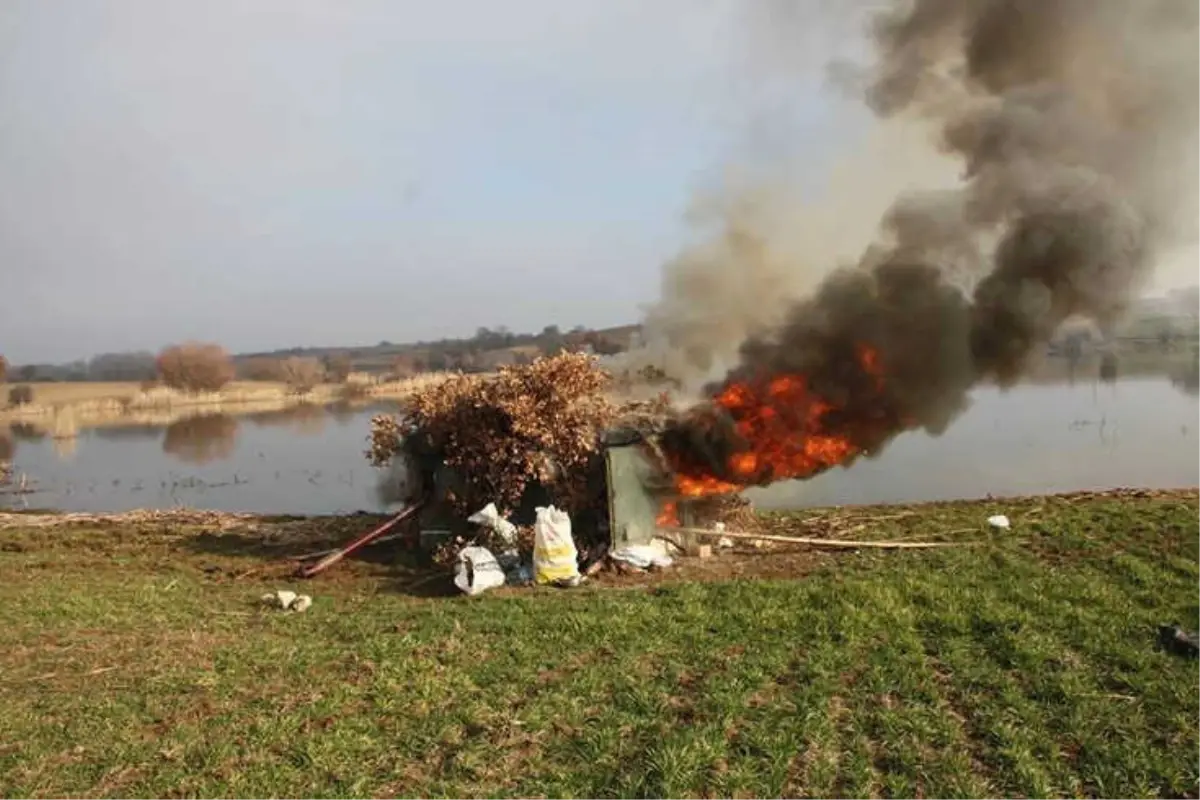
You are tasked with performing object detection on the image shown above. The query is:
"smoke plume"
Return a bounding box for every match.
[659,0,1199,489]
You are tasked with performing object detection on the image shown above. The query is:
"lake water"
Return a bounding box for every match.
[3,372,1198,515]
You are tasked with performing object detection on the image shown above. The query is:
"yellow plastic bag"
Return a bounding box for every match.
[533,505,580,585]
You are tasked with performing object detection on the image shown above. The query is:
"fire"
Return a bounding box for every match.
[675,472,742,498]
[656,500,679,527]
[667,343,887,499]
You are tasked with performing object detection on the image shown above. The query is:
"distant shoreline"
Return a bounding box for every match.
[0,375,452,435]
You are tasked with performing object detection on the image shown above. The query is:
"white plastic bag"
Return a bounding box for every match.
[454,546,506,596]
[987,514,1011,530]
[468,502,518,546]
[611,543,674,570]
[533,505,580,585]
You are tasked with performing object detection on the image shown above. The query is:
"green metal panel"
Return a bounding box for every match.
[605,444,664,549]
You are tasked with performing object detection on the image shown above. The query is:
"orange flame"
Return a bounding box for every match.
[656,500,679,527]
[669,344,886,499]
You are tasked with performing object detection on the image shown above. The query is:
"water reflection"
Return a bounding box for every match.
[1169,361,1199,396]
[1099,352,1119,384]
[9,423,46,443]
[245,403,329,435]
[92,424,163,442]
[328,401,366,426]
[0,434,10,488]
[52,437,77,460]
[1,368,1195,515]
[162,414,239,465]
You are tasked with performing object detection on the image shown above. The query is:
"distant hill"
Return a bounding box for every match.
[7,323,645,383]
[233,323,644,377]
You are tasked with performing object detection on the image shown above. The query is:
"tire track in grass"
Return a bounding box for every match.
[617,584,839,798]
[908,572,1063,796]
[995,561,1200,798]
[739,643,850,799]
[930,637,1062,796]
[840,581,992,799]
[495,582,799,797]
[906,581,1005,798]
[908,530,1200,799]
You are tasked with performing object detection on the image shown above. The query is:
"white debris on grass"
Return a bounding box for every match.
[261,589,313,612]
[987,514,1011,529]
[611,541,674,570]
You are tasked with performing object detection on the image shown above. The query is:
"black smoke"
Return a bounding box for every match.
[662,0,1198,486]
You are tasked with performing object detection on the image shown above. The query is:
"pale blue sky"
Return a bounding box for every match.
[0,0,862,363]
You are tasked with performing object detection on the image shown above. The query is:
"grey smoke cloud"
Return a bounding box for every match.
[660,0,1199,487]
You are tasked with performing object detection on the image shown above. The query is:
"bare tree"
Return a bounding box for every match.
[324,353,353,383]
[0,354,7,384]
[390,354,417,379]
[155,343,235,393]
[277,356,326,394]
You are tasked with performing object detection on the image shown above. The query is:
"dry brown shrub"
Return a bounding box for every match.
[390,354,419,380]
[7,385,33,406]
[156,343,235,393]
[324,353,353,383]
[338,381,371,401]
[368,352,618,516]
[276,357,326,394]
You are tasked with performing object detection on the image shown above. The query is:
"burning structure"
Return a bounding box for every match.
[362,0,1196,569]
[365,353,755,563]
[366,354,686,557]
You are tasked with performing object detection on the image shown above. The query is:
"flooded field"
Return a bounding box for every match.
[2,402,405,515]
[3,360,1198,515]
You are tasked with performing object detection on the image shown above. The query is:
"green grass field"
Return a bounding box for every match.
[0,490,1196,798]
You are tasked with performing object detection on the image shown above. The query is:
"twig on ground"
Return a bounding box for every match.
[20,665,118,683]
[290,531,406,562]
[662,526,978,549]
[856,511,918,522]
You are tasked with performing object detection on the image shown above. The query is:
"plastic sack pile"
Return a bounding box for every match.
[453,504,585,594]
